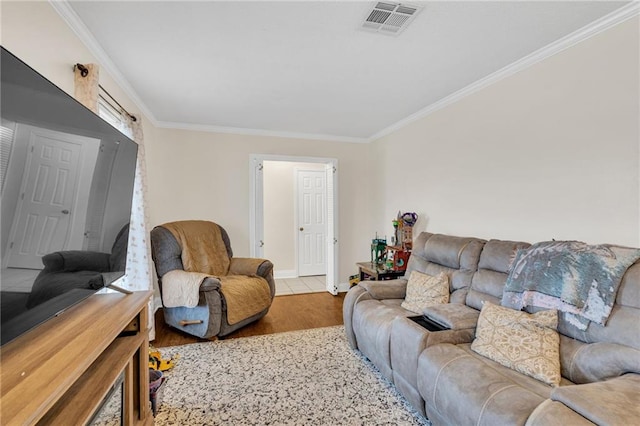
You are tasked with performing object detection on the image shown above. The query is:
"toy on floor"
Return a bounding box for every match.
[149,346,179,371]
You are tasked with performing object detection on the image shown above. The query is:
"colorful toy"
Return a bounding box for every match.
[371,236,387,265]
[149,346,179,372]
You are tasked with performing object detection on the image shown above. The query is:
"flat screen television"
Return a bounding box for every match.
[0,47,138,345]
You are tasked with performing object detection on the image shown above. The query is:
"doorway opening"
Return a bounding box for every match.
[250,154,338,295]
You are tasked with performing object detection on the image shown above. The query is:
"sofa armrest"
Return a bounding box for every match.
[526,400,596,426]
[358,278,407,300]
[230,257,273,278]
[548,374,640,426]
[422,303,480,330]
[229,257,275,298]
[200,276,222,292]
[158,269,221,295]
[41,251,111,273]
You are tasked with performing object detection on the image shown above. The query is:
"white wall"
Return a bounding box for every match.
[0,1,159,146]
[3,1,638,291]
[371,17,640,247]
[0,1,374,287]
[263,160,326,275]
[145,129,373,283]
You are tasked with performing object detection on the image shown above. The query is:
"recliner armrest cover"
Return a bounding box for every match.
[229,257,273,278]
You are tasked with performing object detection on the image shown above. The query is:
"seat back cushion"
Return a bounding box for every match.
[401,271,449,314]
[151,226,185,277]
[557,260,640,348]
[466,239,530,310]
[406,233,485,303]
[557,260,640,383]
[151,220,234,278]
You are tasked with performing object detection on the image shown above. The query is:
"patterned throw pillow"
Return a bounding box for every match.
[401,271,449,315]
[471,302,561,386]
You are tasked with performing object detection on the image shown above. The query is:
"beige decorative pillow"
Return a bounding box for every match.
[401,271,449,315]
[471,302,561,386]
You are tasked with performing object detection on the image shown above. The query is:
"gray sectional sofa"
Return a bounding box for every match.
[343,232,640,425]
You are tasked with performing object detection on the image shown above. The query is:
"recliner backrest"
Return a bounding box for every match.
[558,259,640,349]
[407,232,486,303]
[468,239,640,383]
[109,223,130,272]
[466,239,530,310]
[150,221,234,278]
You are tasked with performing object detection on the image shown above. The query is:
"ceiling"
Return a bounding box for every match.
[64,1,630,142]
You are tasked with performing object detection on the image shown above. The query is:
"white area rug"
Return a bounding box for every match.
[154,326,430,425]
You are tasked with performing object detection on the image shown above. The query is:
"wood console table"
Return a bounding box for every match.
[357,262,406,281]
[0,290,153,425]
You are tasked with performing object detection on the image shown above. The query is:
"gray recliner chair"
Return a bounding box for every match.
[27,224,129,308]
[150,220,275,338]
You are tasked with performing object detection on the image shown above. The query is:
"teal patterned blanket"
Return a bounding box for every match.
[502,241,640,330]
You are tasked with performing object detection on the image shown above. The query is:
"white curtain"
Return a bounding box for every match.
[121,114,156,340]
[120,114,153,293]
[74,64,156,339]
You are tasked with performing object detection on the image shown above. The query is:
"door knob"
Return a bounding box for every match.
[299,227,304,231]
[61,209,70,214]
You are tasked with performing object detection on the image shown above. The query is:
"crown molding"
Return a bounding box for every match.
[49,0,160,126]
[50,0,638,144]
[50,0,368,143]
[368,2,640,142]
[155,120,369,144]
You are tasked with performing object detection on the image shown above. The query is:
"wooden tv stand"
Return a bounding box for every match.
[1,290,153,425]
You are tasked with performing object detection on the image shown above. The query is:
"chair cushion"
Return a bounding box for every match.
[471,302,561,386]
[401,271,449,315]
[219,275,271,325]
[161,220,231,275]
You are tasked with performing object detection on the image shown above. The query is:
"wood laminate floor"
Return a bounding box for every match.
[152,292,346,348]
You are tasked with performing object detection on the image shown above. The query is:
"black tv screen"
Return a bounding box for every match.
[0,47,138,345]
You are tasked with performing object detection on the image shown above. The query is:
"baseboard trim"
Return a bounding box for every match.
[274,270,297,279]
[337,282,351,293]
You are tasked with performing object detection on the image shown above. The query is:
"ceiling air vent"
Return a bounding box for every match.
[361,2,422,36]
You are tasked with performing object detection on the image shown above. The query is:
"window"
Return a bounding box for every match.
[98,95,133,137]
[0,121,16,193]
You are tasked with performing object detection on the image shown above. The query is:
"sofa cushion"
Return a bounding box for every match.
[418,343,553,425]
[401,271,449,314]
[471,302,561,386]
[557,261,640,350]
[466,239,530,311]
[423,234,484,270]
[478,239,530,273]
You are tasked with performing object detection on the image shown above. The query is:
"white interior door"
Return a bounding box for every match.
[297,169,326,277]
[250,154,338,294]
[6,125,99,269]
